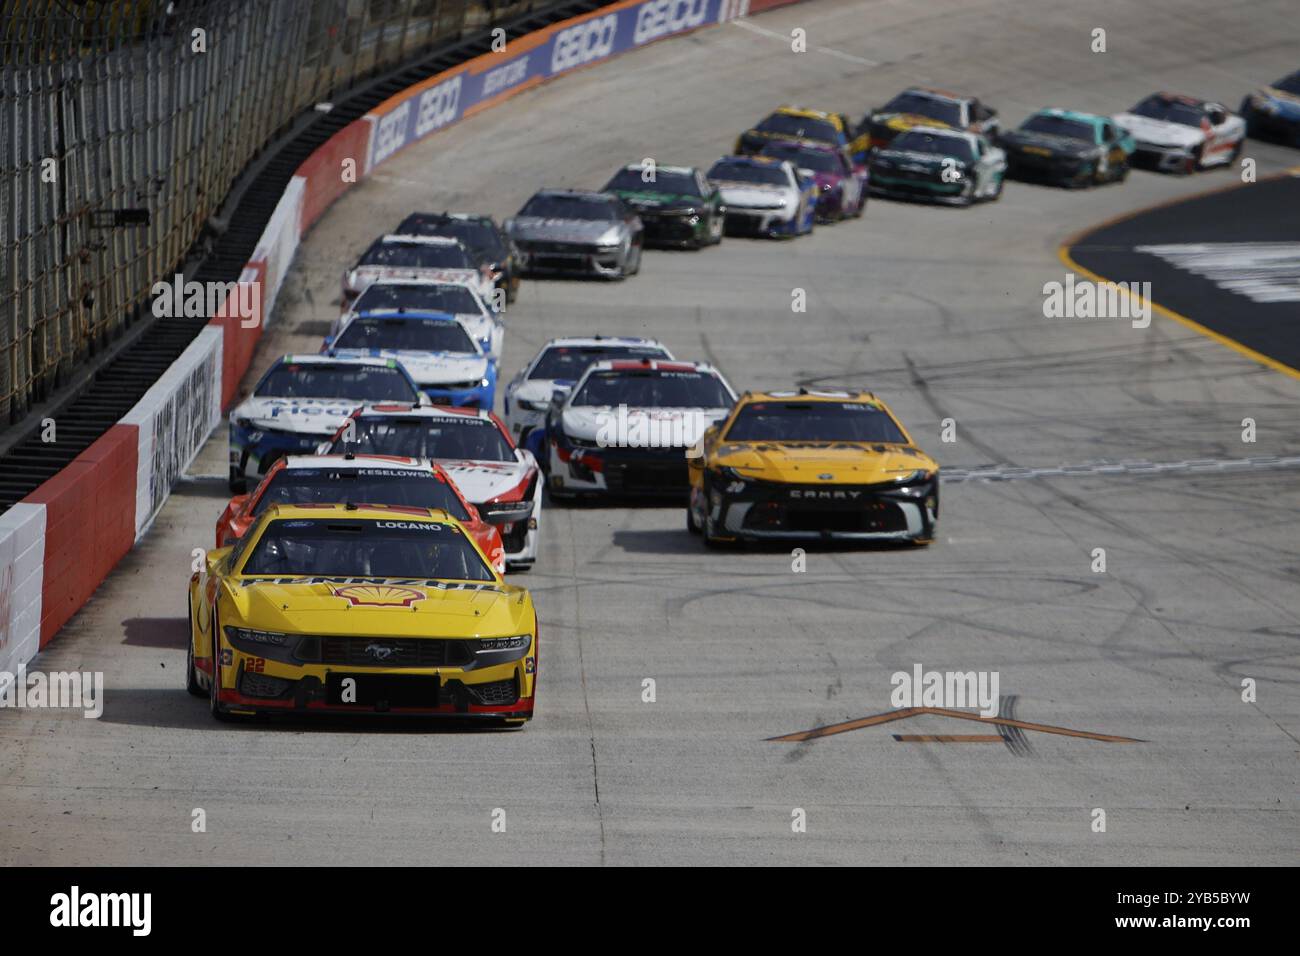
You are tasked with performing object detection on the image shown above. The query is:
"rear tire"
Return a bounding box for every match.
[185,595,204,699]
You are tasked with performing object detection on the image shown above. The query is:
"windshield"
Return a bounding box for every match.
[254,363,416,401]
[708,161,788,186]
[253,468,470,521]
[1020,114,1096,142]
[358,241,474,269]
[761,144,841,173]
[529,344,670,380]
[395,216,507,260]
[605,168,702,196]
[725,402,908,443]
[571,370,732,409]
[888,130,975,163]
[241,518,493,581]
[335,317,477,354]
[519,194,619,221]
[754,113,839,144]
[333,416,515,461]
[880,92,962,127]
[352,283,482,316]
[1129,96,1204,127]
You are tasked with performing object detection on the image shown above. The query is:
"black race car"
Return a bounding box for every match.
[999,109,1134,187]
[394,212,520,305]
[603,164,724,248]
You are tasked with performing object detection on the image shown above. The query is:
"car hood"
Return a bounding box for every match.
[562,405,730,446]
[329,349,486,386]
[711,441,938,484]
[1258,87,1300,116]
[511,217,625,244]
[231,396,363,435]
[510,378,572,405]
[437,458,536,504]
[1001,129,1095,156]
[873,148,950,171]
[713,182,795,208]
[227,578,529,636]
[1112,113,1204,147]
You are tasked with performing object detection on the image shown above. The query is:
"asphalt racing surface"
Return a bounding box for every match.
[4,0,1298,865]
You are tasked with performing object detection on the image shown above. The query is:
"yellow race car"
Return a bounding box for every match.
[735,106,870,161]
[186,503,537,724]
[686,389,939,546]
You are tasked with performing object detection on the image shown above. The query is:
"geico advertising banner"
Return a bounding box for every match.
[368,0,732,170]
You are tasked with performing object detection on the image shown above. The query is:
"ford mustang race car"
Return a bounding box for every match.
[687,389,939,546]
[227,355,427,492]
[543,358,736,499]
[868,127,1006,205]
[734,106,863,158]
[758,140,867,221]
[603,164,724,248]
[858,88,1000,158]
[334,278,504,364]
[707,156,817,238]
[504,336,673,449]
[323,310,495,409]
[214,455,506,574]
[394,212,520,305]
[506,189,643,279]
[186,504,536,723]
[341,235,495,307]
[999,109,1135,187]
[1114,92,1245,173]
[1240,71,1300,147]
[326,404,542,571]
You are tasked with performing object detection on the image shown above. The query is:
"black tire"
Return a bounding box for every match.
[686,494,701,534]
[228,469,246,494]
[185,594,204,698]
[208,612,236,722]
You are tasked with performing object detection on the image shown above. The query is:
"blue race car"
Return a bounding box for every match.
[1241,71,1300,147]
[323,310,496,410]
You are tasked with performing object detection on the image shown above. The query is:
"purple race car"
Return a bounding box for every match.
[759,140,867,221]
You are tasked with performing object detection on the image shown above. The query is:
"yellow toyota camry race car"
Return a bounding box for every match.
[686,389,939,546]
[186,503,537,724]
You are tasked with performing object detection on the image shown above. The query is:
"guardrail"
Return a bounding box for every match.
[0,0,809,688]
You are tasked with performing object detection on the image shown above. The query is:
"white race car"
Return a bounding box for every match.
[503,336,674,447]
[227,355,427,492]
[334,276,505,365]
[543,358,737,499]
[706,155,817,238]
[1114,92,1245,174]
[323,310,496,409]
[341,235,497,313]
[324,403,542,571]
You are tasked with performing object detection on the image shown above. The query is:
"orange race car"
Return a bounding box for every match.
[214,454,506,573]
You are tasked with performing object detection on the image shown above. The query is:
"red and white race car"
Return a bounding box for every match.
[322,404,542,571]
[213,454,506,573]
[1113,92,1245,174]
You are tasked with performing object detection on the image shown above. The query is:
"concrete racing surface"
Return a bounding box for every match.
[2,0,1298,865]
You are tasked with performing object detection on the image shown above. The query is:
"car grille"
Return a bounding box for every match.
[239,670,293,699]
[524,240,601,255]
[602,455,689,494]
[469,676,519,706]
[319,637,472,668]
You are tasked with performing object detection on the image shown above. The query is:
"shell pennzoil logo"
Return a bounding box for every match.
[329,583,426,607]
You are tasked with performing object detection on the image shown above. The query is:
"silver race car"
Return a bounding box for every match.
[505,189,643,279]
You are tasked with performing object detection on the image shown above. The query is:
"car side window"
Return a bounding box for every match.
[1102,123,1117,142]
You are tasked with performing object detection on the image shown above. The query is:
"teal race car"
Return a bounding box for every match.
[998,108,1135,187]
[603,164,724,249]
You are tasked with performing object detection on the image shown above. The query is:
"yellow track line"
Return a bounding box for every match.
[769,706,1144,743]
[1057,164,1300,382]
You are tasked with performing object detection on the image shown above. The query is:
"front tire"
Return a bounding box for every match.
[208,614,236,722]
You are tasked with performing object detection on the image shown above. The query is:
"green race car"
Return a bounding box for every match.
[603,164,724,249]
[998,108,1135,187]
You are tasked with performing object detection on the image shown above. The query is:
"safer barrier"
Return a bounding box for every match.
[0,0,812,688]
